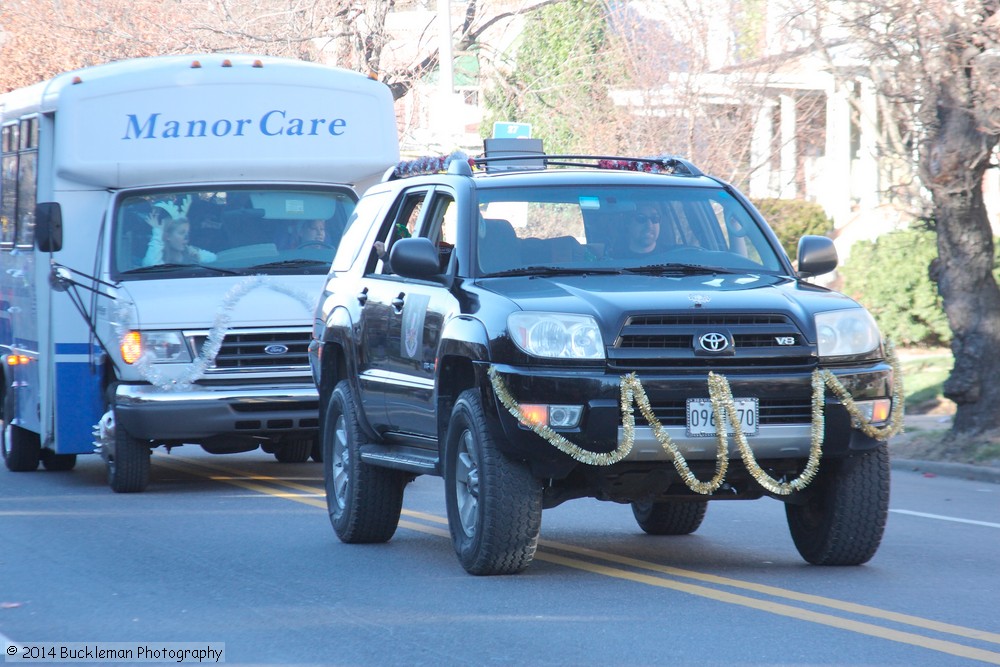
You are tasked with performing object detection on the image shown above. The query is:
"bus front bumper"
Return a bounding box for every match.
[114,382,319,442]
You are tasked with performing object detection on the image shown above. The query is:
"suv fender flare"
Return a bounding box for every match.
[435,316,493,436]
[320,305,362,396]
[438,316,491,362]
[320,305,385,441]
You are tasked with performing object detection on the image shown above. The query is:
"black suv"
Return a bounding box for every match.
[308,150,900,575]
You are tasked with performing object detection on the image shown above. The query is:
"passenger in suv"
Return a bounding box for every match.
[308,150,902,575]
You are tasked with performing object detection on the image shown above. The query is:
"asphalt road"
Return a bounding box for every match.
[1,448,998,667]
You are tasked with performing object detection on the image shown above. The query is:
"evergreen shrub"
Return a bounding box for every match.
[753,198,833,259]
[840,227,951,347]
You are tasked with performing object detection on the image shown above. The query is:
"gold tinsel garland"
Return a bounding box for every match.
[487,343,904,496]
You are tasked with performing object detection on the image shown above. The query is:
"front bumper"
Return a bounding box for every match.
[623,423,816,461]
[485,361,893,476]
[114,382,320,442]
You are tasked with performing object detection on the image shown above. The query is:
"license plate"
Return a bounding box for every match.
[686,398,759,437]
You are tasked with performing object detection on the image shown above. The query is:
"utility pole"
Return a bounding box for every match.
[434,0,463,149]
[438,0,454,97]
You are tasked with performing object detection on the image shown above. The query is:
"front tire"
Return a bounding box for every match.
[444,389,542,575]
[632,500,707,535]
[323,381,405,543]
[106,419,151,493]
[785,443,890,565]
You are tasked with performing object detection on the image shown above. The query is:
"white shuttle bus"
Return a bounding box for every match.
[0,54,399,491]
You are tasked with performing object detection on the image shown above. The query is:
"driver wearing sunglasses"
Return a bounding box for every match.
[618,203,662,257]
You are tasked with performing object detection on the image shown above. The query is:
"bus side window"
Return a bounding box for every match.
[1,125,19,246]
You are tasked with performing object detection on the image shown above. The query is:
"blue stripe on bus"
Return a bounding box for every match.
[54,361,104,455]
[55,343,100,355]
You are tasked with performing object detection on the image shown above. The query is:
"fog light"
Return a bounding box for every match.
[549,405,583,428]
[516,404,583,429]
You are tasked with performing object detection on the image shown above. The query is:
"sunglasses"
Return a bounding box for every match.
[633,213,661,225]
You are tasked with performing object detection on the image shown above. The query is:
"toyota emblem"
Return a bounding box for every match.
[698,332,729,352]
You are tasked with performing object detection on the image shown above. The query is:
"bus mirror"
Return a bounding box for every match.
[36,202,63,252]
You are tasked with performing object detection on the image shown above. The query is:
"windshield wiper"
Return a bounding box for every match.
[119,263,240,276]
[248,259,328,270]
[624,263,744,275]
[487,266,623,277]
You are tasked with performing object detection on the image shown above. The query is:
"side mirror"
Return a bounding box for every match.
[389,237,442,279]
[35,202,63,253]
[797,235,837,278]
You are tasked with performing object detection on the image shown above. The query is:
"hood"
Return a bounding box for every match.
[479,272,861,335]
[114,274,322,330]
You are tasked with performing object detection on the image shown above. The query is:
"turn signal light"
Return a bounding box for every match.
[871,399,892,424]
[121,331,142,365]
[519,404,547,427]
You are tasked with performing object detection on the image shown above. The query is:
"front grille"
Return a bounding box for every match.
[627,314,789,326]
[634,398,813,427]
[610,311,813,371]
[190,329,311,370]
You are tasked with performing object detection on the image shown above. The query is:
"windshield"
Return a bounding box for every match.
[475,185,785,275]
[111,187,356,279]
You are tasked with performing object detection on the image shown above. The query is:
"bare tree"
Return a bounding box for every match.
[819,0,1000,439]
[0,0,407,91]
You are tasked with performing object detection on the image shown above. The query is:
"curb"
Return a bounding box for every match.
[891,457,1000,484]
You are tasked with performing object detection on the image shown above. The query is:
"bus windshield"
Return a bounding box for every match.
[111,187,356,279]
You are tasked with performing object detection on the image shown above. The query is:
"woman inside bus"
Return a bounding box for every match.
[142,205,218,266]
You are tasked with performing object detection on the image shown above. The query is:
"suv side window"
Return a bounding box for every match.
[422,191,457,273]
[331,190,392,273]
[371,188,431,276]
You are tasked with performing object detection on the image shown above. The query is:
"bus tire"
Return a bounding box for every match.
[3,423,41,472]
[2,390,40,472]
[107,424,150,493]
[274,437,312,463]
[41,450,77,471]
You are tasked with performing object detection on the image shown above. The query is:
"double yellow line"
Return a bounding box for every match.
[152,454,1000,665]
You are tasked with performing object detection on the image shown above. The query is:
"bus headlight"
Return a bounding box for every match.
[121,330,192,365]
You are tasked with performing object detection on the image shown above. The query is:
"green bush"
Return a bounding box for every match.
[840,227,951,347]
[752,198,833,259]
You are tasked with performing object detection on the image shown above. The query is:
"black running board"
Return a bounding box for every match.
[359,443,440,476]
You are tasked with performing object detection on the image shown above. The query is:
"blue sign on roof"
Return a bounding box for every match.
[492,122,532,139]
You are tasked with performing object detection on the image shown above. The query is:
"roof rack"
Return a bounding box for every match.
[385,150,704,181]
[474,153,703,177]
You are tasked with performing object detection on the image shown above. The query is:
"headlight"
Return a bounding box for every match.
[508,313,604,359]
[121,330,193,365]
[815,309,881,358]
